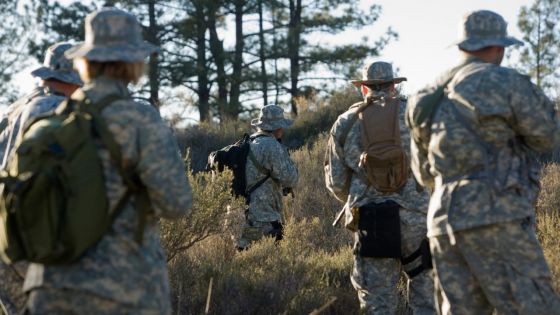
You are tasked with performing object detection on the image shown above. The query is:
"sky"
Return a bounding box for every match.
[13,0,535,113]
[334,0,534,95]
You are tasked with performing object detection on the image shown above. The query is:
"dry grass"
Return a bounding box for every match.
[166,95,560,313]
[536,163,560,291]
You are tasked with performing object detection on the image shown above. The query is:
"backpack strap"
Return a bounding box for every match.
[245,134,272,197]
[339,101,368,148]
[81,95,151,243]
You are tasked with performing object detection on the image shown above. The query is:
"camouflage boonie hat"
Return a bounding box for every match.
[351,61,406,87]
[456,10,523,51]
[31,42,83,86]
[251,105,293,131]
[65,7,158,62]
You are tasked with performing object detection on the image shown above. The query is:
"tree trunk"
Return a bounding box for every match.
[288,0,302,116]
[207,2,228,121]
[258,0,268,106]
[228,0,244,120]
[147,0,160,108]
[194,0,210,122]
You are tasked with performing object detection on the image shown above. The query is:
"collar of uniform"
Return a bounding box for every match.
[79,75,131,103]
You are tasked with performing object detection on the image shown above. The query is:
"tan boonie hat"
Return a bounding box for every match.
[251,105,293,131]
[31,42,83,86]
[65,7,158,62]
[351,61,406,87]
[456,10,523,51]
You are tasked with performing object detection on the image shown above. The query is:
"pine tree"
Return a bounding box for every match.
[516,0,560,94]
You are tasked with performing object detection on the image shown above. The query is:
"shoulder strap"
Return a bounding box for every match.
[339,101,368,147]
[84,95,151,243]
[245,135,272,197]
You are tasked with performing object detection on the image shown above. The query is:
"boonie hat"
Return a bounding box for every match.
[251,105,293,131]
[31,42,83,86]
[456,10,523,51]
[351,61,406,87]
[65,7,158,62]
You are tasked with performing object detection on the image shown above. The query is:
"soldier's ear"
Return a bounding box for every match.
[361,85,368,96]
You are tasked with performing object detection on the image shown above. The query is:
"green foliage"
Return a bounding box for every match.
[515,0,560,94]
[160,156,245,262]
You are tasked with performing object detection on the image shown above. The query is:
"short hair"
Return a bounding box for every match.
[74,58,145,84]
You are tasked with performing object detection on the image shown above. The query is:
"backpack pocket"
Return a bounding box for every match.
[360,145,409,193]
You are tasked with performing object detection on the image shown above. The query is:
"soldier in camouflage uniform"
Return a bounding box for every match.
[22,8,192,314]
[237,105,299,250]
[0,42,82,315]
[406,10,560,315]
[325,62,435,314]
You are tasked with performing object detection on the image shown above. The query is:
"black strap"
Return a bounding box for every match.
[401,238,433,278]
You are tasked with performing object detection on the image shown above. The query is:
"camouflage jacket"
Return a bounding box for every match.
[23,76,193,312]
[246,131,298,223]
[0,87,64,168]
[325,90,429,231]
[408,57,560,237]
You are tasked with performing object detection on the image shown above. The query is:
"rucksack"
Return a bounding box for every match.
[340,96,408,193]
[206,134,269,202]
[0,94,150,265]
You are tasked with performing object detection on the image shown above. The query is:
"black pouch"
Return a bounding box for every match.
[354,200,401,258]
[266,221,284,241]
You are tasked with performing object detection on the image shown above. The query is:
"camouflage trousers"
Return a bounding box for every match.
[0,261,27,315]
[430,219,560,315]
[351,208,435,315]
[25,287,168,315]
[236,220,283,250]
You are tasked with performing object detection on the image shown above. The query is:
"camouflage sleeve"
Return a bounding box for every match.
[268,141,298,188]
[410,136,434,191]
[509,74,560,152]
[135,106,192,219]
[324,118,352,203]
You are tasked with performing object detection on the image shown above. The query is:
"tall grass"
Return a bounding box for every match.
[166,92,560,314]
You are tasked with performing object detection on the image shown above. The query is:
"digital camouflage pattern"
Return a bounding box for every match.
[351,61,406,86]
[325,70,433,313]
[250,104,293,131]
[238,131,298,248]
[407,10,560,315]
[430,219,560,315]
[408,57,560,237]
[31,42,82,86]
[23,77,193,313]
[26,287,161,315]
[456,10,523,51]
[65,8,158,63]
[351,208,434,315]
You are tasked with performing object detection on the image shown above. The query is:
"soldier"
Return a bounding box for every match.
[406,10,560,315]
[22,8,192,314]
[236,105,299,250]
[0,42,82,167]
[325,61,435,314]
[0,42,82,315]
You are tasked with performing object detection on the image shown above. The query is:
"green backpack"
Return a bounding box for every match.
[0,94,149,265]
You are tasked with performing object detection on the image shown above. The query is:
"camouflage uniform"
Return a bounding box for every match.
[325,62,434,314]
[0,42,81,315]
[407,10,560,315]
[23,8,193,314]
[237,105,298,249]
